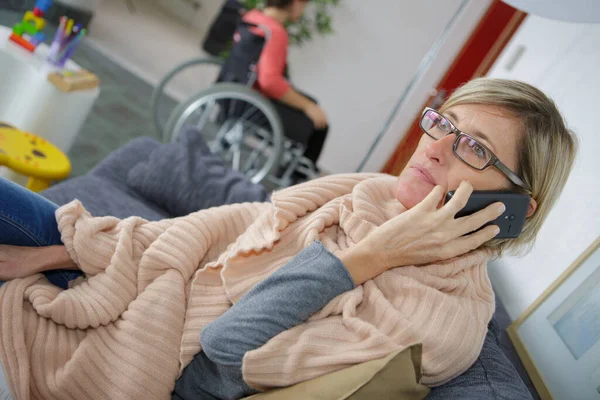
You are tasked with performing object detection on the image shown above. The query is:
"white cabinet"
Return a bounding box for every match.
[487,17,590,83]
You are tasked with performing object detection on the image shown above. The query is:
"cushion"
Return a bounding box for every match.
[425,328,533,400]
[243,345,430,400]
[126,127,269,217]
[41,136,169,220]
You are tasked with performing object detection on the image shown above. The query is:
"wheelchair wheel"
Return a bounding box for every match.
[164,83,284,185]
[151,57,224,139]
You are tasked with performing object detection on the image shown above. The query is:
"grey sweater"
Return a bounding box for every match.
[172,241,355,400]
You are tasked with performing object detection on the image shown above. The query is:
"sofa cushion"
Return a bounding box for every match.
[426,323,533,400]
[42,136,169,220]
[126,127,269,217]
[42,175,168,220]
[244,345,429,400]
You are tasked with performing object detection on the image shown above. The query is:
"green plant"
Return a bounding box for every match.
[243,0,340,45]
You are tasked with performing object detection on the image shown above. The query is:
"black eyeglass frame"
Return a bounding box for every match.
[420,107,530,192]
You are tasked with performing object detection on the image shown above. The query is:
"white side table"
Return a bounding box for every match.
[0,25,100,183]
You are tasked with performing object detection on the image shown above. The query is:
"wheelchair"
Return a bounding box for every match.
[151,22,319,188]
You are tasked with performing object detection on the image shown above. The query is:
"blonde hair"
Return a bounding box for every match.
[440,78,578,256]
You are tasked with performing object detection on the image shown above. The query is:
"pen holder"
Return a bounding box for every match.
[47,52,68,68]
[47,16,86,69]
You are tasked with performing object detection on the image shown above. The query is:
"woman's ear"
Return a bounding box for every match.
[526,198,537,218]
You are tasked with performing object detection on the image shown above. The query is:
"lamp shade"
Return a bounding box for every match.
[503,0,600,23]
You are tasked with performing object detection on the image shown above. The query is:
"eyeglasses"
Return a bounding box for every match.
[420,107,530,191]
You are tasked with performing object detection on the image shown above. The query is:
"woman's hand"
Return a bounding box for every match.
[339,181,504,285]
[304,103,328,130]
[0,245,43,280]
[0,245,77,281]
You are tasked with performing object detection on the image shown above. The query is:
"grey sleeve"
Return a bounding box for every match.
[172,241,355,400]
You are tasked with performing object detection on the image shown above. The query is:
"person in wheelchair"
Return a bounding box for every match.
[242,0,329,171]
[165,0,328,186]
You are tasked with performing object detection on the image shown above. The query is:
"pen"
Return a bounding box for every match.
[58,28,86,66]
[48,16,67,62]
[65,18,74,36]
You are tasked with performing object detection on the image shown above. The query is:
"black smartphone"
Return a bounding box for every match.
[444,191,530,239]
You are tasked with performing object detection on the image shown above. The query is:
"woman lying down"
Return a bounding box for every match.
[0,78,576,400]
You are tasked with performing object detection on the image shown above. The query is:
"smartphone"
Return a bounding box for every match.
[444,191,530,239]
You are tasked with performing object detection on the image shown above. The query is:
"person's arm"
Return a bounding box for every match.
[253,22,328,128]
[254,24,291,101]
[39,245,77,270]
[278,89,328,130]
[0,245,77,281]
[278,87,314,111]
[172,241,356,400]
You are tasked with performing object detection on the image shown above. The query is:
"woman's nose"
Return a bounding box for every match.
[425,134,455,165]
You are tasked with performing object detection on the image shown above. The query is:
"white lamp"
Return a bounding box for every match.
[502,0,600,23]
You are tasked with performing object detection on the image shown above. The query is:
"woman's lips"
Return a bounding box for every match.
[411,165,437,186]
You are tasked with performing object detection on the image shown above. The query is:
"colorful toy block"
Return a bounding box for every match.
[24,11,46,31]
[29,32,46,45]
[14,20,39,36]
[12,23,24,35]
[9,0,52,52]
[35,0,53,13]
[9,33,36,52]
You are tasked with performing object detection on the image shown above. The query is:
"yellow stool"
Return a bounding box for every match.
[0,123,71,192]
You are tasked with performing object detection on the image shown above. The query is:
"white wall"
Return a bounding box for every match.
[287,0,491,173]
[486,16,600,320]
[152,0,221,32]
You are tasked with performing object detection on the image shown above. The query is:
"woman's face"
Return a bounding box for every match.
[393,104,522,209]
[289,0,307,22]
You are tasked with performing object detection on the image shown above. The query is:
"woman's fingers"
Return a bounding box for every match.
[415,185,446,211]
[439,181,473,218]
[446,224,500,257]
[454,201,505,237]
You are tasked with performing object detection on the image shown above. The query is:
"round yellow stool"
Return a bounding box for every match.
[0,122,71,192]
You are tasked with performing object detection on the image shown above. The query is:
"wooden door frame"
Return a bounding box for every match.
[382,0,526,175]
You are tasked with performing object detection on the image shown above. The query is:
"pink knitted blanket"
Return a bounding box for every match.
[0,174,494,399]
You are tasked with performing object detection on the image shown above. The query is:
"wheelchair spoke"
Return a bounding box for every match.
[209,119,233,153]
[232,145,242,171]
[239,104,260,122]
[243,148,262,173]
[227,98,238,119]
[248,111,268,127]
[195,100,215,131]
[242,125,270,173]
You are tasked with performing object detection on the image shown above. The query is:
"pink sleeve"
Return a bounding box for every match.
[256,27,291,100]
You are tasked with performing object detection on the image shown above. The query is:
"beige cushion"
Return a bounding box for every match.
[243,345,430,400]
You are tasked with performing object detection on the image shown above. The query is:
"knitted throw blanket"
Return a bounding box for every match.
[0,174,495,399]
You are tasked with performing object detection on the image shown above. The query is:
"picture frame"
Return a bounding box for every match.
[508,236,600,400]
